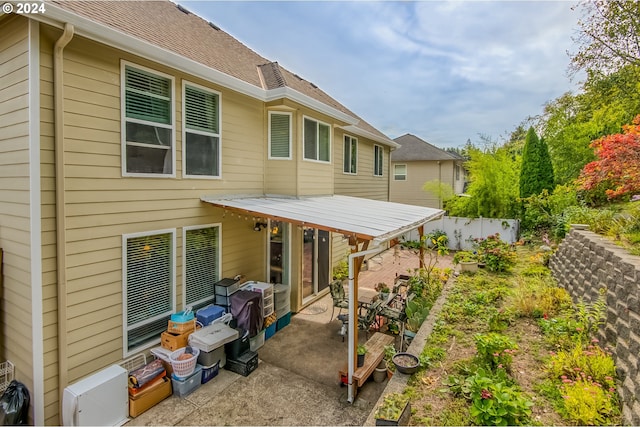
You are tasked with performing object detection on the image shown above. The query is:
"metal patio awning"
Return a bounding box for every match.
[200,194,444,245]
[200,193,444,403]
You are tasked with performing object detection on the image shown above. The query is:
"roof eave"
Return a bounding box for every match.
[36,3,361,127]
[265,87,358,125]
[339,125,399,149]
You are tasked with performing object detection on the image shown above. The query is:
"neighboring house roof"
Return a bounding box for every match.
[391,133,460,162]
[201,194,443,245]
[45,0,396,147]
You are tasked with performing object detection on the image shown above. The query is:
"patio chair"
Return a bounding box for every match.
[329,280,349,322]
[358,300,383,339]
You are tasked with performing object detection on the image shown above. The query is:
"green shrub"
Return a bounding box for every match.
[466,368,533,426]
[474,333,518,371]
[546,342,616,388]
[559,378,619,425]
[474,233,517,272]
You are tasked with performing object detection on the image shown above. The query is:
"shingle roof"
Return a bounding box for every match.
[50,0,389,142]
[391,133,460,161]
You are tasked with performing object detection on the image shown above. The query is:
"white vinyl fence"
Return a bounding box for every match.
[402,216,520,251]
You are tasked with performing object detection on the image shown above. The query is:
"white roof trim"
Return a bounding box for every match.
[339,125,399,149]
[200,194,444,244]
[34,4,358,126]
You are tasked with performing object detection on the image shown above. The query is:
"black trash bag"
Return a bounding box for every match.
[0,380,30,425]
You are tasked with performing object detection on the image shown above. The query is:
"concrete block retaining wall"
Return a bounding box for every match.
[550,229,640,425]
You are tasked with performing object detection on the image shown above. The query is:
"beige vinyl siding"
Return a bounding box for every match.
[334,129,389,201]
[36,26,268,423]
[389,160,457,208]
[0,13,35,407]
[295,108,335,196]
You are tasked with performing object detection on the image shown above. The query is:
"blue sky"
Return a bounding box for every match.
[180,1,582,149]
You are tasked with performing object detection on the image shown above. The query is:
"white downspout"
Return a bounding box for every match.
[347,245,381,403]
[54,22,74,418]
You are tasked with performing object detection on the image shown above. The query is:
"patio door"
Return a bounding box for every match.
[268,220,289,285]
[302,228,329,302]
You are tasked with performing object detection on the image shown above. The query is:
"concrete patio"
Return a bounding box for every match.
[124,247,452,426]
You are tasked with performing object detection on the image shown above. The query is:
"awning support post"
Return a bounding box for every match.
[347,237,377,403]
[418,225,425,269]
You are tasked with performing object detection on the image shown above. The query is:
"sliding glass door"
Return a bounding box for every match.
[302,227,329,302]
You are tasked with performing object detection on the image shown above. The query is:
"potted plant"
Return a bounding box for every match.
[452,250,479,273]
[383,344,396,379]
[374,392,411,426]
[375,282,391,301]
[357,344,367,367]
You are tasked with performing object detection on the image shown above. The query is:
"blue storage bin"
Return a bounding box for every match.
[201,362,219,384]
[196,304,225,326]
[276,312,291,331]
[265,323,276,340]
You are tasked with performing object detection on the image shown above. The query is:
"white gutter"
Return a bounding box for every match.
[347,245,383,403]
[32,3,359,127]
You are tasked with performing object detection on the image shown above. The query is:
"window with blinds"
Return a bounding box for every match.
[122,63,174,175]
[124,231,174,353]
[184,225,220,310]
[394,164,407,180]
[374,145,384,176]
[303,117,331,162]
[269,112,291,159]
[343,135,357,174]
[184,84,221,177]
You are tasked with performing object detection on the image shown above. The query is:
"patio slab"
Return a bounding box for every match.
[124,248,454,426]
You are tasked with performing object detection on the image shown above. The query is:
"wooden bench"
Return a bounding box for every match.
[339,332,395,388]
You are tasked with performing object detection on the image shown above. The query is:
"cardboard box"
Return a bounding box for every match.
[161,329,191,351]
[128,376,172,418]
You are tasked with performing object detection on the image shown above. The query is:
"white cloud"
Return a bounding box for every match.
[181,1,581,147]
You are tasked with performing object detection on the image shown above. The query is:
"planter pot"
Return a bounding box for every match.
[392,352,419,375]
[375,400,411,426]
[459,261,478,273]
[357,353,365,367]
[373,365,387,383]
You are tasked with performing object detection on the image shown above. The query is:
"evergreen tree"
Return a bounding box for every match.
[519,127,555,198]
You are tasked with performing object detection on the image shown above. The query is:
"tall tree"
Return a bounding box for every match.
[519,127,555,198]
[570,0,640,75]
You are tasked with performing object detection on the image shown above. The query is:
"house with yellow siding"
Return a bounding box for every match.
[0,1,443,424]
[390,133,467,209]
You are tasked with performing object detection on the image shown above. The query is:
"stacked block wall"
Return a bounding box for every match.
[549,229,640,425]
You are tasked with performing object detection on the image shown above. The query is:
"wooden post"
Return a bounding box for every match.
[418,225,425,269]
[348,237,369,399]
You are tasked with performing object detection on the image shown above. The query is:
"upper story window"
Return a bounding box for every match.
[183,82,221,178]
[123,229,175,355]
[343,135,357,174]
[456,164,461,181]
[374,145,384,176]
[394,164,407,180]
[122,63,175,177]
[303,117,330,162]
[269,112,292,159]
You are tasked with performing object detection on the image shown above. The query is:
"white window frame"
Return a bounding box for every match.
[121,61,176,178]
[343,135,358,174]
[394,164,407,181]
[182,81,222,179]
[302,115,331,163]
[122,228,176,357]
[182,223,222,310]
[268,111,292,160]
[374,144,384,177]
